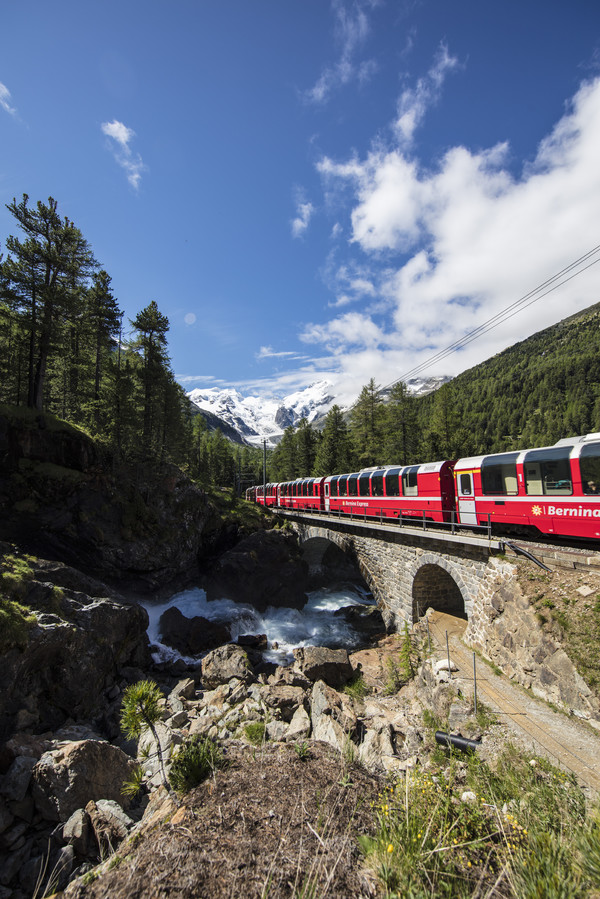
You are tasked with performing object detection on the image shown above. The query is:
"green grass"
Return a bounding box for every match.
[343,670,370,699]
[169,736,227,793]
[361,742,591,898]
[244,721,267,746]
[0,552,37,649]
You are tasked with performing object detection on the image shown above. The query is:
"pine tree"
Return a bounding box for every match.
[350,378,384,468]
[384,381,419,464]
[86,270,121,430]
[130,300,170,451]
[1,195,96,411]
[295,418,317,476]
[313,405,351,475]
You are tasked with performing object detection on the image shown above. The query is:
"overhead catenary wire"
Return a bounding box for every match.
[375,244,600,398]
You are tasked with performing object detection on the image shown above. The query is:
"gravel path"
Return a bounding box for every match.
[428,611,600,798]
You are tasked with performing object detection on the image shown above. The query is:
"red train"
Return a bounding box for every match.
[246,433,600,541]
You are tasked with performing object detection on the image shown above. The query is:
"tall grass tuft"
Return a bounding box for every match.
[361,742,588,897]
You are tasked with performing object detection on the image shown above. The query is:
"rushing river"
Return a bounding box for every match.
[140,583,375,667]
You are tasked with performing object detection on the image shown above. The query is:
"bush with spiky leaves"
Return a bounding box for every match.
[120,680,170,791]
[169,736,226,793]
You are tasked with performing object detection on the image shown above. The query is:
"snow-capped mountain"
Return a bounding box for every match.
[187,375,450,446]
[381,375,451,399]
[187,380,336,447]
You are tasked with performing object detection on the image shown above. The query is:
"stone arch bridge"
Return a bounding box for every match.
[289,516,507,632]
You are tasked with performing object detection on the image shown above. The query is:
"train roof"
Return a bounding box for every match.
[454,434,600,472]
[324,460,451,480]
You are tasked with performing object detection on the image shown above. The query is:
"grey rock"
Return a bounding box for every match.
[0,757,37,802]
[285,706,311,742]
[0,799,13,836]
[63,808,93,856]
[201,644,255,689]
[31,740,137,822]
[293,647,353,687]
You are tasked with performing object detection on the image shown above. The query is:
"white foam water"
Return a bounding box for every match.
[140,583,374,667]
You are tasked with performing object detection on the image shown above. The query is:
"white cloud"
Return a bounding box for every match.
[304,0,377,104]
[394,42,459,145]
[309,73,600,394]
[0,82,16,116]
[301,310,386,350]
[257,346,303,360]
[101,119,146,189]
[291,200,314,238]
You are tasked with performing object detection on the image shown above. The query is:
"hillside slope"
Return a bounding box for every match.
[415,300,600,455]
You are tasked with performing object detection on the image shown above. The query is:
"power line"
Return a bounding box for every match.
[377,244,600,396]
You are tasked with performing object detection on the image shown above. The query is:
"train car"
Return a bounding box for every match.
[254,483,279,507]
[454,433,600,539]
[324,461,456,523]
[278,477,325,512]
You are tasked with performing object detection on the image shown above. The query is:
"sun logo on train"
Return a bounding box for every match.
[531,505,543,516]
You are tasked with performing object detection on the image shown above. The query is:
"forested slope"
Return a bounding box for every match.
[414,300,600,458]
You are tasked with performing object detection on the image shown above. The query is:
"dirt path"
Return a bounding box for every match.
[428,611,600,798]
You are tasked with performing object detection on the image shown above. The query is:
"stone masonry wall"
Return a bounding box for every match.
[466,558,600,722]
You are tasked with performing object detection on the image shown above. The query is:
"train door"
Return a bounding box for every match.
[324,480,330,512]
[457,471,477,525]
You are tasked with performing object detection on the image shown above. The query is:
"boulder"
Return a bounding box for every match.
[31,740,137,822]
[0,551,150,739]
[201,644,255,689]
[333,605,386,643]
[358,724,396,773]
[205,530,309,611]
[86,799,133,856]
[158,607,230,655]
[293,647,354,687]
[62,807,94,857]
[310,681,357,738]
[285,706,311,742]
[0,756,37,802]
[253,685,306,722]
[137,723,182,782]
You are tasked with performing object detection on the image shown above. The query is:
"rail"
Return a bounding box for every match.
[269,503,495,538]
[270,504,505,551]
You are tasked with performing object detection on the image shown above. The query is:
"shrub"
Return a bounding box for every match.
[169,736,226,793]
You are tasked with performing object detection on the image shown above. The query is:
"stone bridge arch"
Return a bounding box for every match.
[298,532,376,594]
[292,521,489,629]
[409,556,471,622]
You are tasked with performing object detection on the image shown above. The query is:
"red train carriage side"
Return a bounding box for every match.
[254,483,279,507]
[278,477,325,512]
[324,461,455,523]
[454,433,600,539]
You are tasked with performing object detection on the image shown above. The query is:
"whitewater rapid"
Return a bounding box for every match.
[140,583,374,667]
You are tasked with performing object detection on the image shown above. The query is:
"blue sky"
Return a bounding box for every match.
[1,0,600,405]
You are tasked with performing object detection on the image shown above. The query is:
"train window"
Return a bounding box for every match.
[459,473,473,496]
[358,473,371,496]
[339,477,348,496]
[385,468,401,497]
[402,466,419,497]
[580,443,600,493]
[524,447,572,495]
[371,471,384,497]
[330,477,339,496]
[348,475,358,496]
